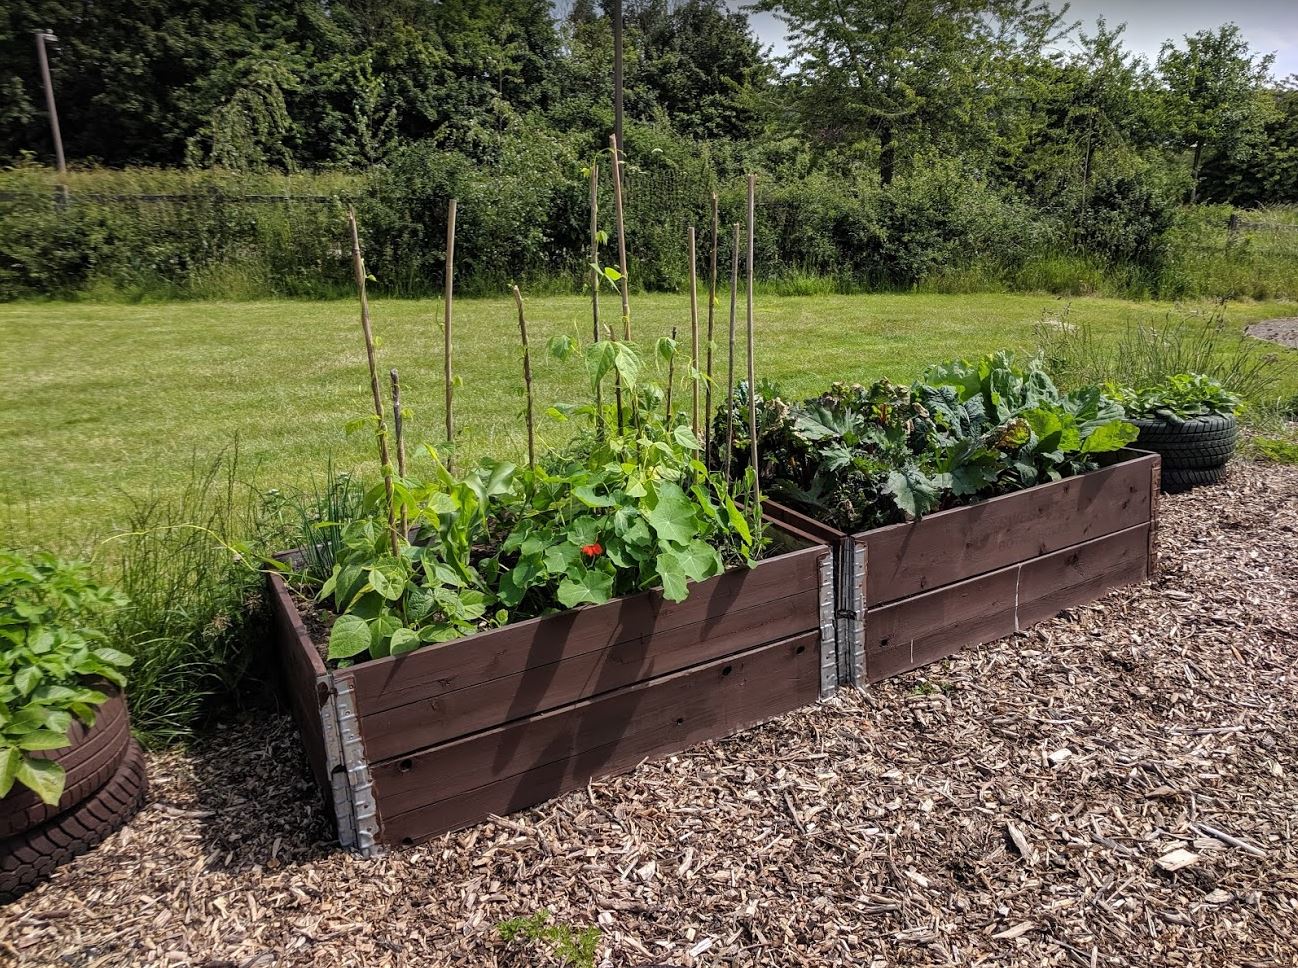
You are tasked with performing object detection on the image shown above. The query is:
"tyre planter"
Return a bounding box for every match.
[269,520,835,854]
[0,689,131,840]
[0,739,148,904]
[765,449,1162,686]
[1131,414,1237,488]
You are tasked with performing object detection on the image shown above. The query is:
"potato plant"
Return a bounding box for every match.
[717,351,1139,533]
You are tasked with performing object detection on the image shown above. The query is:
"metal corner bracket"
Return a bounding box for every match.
[322,672,382,857]
[816,551,838,698]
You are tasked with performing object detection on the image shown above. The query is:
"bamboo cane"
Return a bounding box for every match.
[345,208,399,556]
[705,192,719,466]
[443,198,457,472]
[512,285,536,471]
[724,222,740,483]
[665,325,677,419]
[688,225,700,439]
[589,163,604,435]
[746,175,761,517]
[389,368,408,537]
[609,134,631,340]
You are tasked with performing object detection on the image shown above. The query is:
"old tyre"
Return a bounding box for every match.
[0,739,147,904]
[0,690,131,840]
[1132,414,1238,470]
[1161,464,1228,494]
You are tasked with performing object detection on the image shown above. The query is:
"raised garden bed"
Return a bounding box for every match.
[268,521,834,854]
[766,449,1161,685]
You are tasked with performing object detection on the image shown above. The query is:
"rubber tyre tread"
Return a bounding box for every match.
[1161,464,1227,494]
[0,692,131,840]
[0,740,147,904]
[1133,414,1238,469]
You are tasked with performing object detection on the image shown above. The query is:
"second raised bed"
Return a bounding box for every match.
[767,449,1162,685]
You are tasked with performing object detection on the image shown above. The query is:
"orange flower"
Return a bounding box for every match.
[581,542,603,557]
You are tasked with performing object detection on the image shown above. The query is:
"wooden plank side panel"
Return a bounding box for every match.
[266,572,332,804]
[861,453,1157,606]
[348,543,823,717]
[361,585,820,760]
[763,500,850,546]
[866,523,1150,682]
[373,631,821,845]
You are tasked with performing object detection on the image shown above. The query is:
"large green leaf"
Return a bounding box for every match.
[676,540,724,582]
[1080,419,1139,453]
[16,756,64,806]
[654,551,689,602]
[0,746,20,798]
[327,614,372,661]
[884,467,941,520]
[557,568,614,608]
[646,482,697,546]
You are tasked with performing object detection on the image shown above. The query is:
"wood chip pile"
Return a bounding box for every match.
[3,461,1296,968]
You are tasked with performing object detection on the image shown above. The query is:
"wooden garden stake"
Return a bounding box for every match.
[705,192,719,466]
[745,175,761,514]
[724,222,739,483]
[512,285,536,470]
[665,325,677,418]
[389,368,408,536]
[345,208,399,556]
[609,134,631,340]
[443,198,457,472]
[688,225,700,438]
[589,163,604,435]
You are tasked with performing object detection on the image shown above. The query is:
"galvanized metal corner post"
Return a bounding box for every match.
[34,30,65,178]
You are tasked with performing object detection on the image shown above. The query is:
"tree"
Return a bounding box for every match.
[1157,24,1275,203]
[752,0,1069,184]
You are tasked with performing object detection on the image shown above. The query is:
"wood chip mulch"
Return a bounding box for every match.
[3,461,1297,968]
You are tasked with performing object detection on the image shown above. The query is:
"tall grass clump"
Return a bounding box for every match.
[1035,303,1292,408]
[99,448,268,743]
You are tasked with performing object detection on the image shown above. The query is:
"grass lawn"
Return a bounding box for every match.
[3,291,1296,548]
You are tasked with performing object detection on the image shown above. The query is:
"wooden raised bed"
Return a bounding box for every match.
[765,449,1162,685]
[268,522,835,855]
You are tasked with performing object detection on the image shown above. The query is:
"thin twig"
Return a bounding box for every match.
[705,192,719,467]
[745,174,761,522]
[389,368,408,537]
[666,325,678,418]
[589,163,603,435]
[609,134,631,341]
[512,285,536,471]
[443,198,457,472]
[688,225,700,439]
[724,222,740,484]
[346,208,398,556]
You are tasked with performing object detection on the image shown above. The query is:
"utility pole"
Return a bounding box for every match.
[612,0,623,152]
[34,30,66,177]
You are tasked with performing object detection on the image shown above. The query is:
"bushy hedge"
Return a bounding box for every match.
[3,132,1290,301]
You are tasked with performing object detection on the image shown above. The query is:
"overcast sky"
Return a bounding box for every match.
[744,1,1298,79]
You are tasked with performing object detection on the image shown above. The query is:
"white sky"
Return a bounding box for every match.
[744,1,1298,79]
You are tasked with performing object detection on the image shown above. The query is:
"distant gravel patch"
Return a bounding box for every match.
[1247,318,1298,349]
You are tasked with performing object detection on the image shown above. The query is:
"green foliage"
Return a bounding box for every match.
[0,549,131,805]
[720,352,1135,533]
[1035,304,1290,404]
[1248,434,1298,465]
[1110,373,1241,422]
[498,910,600,968]
[302,340,762,666]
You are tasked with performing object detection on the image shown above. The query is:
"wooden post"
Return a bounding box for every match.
[609,134,631,340]
[745,176,761,515]
[390,368,408,536]
[688,225,700,439]
[345,208,399,556]
[724,222,740,483]
[443,198,457,471]
[665,326,677,419]
[590,163,604,435]
[705,192,719,466]
[513,286,536,470]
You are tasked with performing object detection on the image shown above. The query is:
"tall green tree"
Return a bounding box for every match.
[1157,24,1275,202]
[752,0,1069,184]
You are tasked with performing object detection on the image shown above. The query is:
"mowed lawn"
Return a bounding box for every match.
[3,292,1296,547]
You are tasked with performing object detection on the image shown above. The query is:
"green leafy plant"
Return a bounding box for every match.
[1109,372,1241,422]
[300,338,763,666]
[718,351,1137,533]
[0,550,132,805]
[498,910,600,968]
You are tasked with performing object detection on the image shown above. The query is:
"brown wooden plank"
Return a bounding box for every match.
[764,500,849,546]
[861,452,1157,606]
[266,572,331,803]
[361,584,819,760]
[348,542,823,716]
[866,523,1150,682]
[374,630,820,845]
